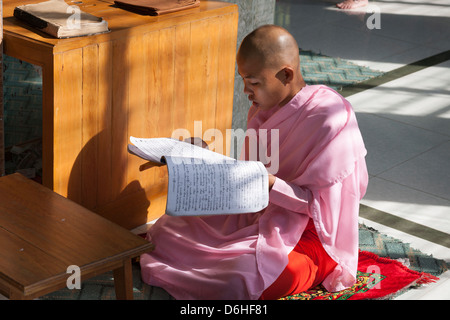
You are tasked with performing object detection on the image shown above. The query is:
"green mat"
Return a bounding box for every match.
[40,224,448,300]
[300,49,384,91]
[359,224,448,277]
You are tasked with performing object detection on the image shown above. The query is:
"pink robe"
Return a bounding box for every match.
[140,85,368,299]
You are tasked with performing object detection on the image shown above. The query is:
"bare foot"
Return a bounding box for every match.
[336,0,368,9]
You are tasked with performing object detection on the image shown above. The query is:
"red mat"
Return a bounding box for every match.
[281,251,439,300]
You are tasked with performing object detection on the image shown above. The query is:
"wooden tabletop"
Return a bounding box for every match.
[0,173,154,298]
[2,0,237,52]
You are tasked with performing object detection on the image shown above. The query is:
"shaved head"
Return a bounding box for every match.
[237,25,301,72]
[236,25,305,110]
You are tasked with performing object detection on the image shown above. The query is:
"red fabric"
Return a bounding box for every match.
[260,219,338,300]
[351,251,439,300]
[276,250,440,300]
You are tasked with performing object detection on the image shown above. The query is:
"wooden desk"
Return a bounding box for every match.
[0,173,154,300]
[2,0,238,229]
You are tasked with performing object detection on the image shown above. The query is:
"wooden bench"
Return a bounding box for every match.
[0,173,154,300]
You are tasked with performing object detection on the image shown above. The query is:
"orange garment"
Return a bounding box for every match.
[260,219,338,300]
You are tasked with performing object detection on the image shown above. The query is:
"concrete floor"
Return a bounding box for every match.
[275,0,450,299]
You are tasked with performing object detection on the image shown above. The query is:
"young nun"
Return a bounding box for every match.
[139,25,368,300]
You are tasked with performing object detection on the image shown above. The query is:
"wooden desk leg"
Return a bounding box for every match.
[8,290,32,300]
[113,259,134,300]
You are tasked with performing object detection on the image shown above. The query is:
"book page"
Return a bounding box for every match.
[165,156,269,216]
[129,136,234,164]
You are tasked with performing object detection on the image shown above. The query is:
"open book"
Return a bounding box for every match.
[14,0,109,39]
[128,137,269,216]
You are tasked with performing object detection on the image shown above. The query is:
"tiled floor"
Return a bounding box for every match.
[275,0,450,299]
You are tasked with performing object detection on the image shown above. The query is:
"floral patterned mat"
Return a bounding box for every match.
[280,270,386,300]
[281,249,442,300]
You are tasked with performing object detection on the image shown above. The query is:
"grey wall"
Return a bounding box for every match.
[212,0,275,157]
[219,0,276,132]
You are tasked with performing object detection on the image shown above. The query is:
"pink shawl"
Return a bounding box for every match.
[140,85,368,299]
